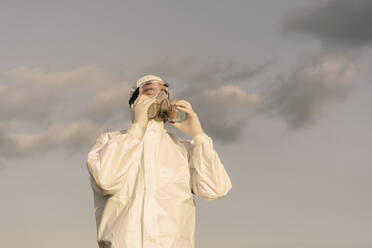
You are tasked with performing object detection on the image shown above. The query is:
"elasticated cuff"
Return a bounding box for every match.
[191,132,210,145]
[127,123,145,141]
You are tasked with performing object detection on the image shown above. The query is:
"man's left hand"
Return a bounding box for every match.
[169,100,205,137]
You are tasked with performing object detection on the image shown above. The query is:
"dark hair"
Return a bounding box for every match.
[128,87,139,108]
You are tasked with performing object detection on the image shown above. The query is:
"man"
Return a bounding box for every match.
[86,74,232,248]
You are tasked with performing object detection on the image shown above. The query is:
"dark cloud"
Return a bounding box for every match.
[179,60,269,98]
[259,53,357,129]
[275,0,367,129]
[130,53,270,96]
[281,0,372,48]
[190,85,261,143]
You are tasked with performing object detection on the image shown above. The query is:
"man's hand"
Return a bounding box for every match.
[169,100,205,137]
[133,94,156,131]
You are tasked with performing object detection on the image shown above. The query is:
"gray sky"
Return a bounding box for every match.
[1,0,371,247]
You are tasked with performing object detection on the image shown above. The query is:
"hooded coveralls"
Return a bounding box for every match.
[86,119,232,248]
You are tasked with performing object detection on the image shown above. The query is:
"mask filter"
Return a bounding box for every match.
[147,91,184,123]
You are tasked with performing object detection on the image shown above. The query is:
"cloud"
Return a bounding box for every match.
[190,85,261,143]
[281,0,372,48]
[1,50,359,157]
[179,60,269,98]
[0,65,118,158]
[0,56,268,158]
[130,53,270,95]
[273,0,367,129]
[260,53,358,129]
[126,54,270,143]
[0,121,99,158]
[77,82,132,122]
[0,65,108,123]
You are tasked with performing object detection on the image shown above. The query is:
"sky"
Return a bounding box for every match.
[1,0,372,247]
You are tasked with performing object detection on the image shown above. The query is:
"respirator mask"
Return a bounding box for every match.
[129,80,185,123]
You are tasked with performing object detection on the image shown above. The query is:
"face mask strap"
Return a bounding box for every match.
[129,87,139,110]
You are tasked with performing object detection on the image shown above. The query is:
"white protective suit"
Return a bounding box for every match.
[86,108,232,248]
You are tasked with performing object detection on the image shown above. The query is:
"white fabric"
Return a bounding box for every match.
[86,119,232,248]
[136,74,164,88]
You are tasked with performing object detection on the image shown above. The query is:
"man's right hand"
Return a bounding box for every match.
[133,94,156,131]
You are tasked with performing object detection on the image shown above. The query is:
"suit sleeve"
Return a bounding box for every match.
[184,132,232,201]
[86,123,144,196]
